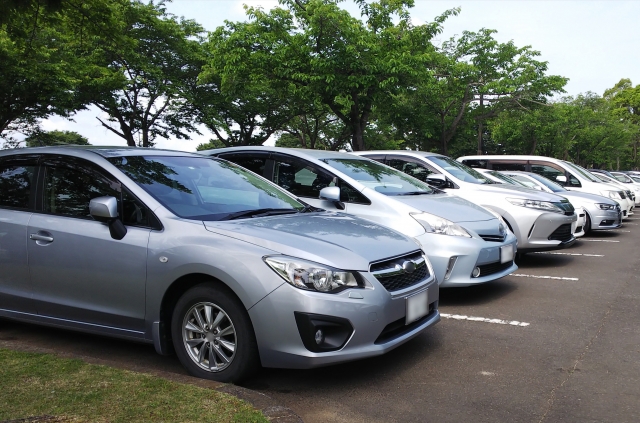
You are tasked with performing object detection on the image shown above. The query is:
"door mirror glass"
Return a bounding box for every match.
[426,174,447,188]
[90,196,119,219]
[319,186,341,202]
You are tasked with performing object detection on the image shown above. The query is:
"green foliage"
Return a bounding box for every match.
[196,138,227,151]
[24,130,90,147]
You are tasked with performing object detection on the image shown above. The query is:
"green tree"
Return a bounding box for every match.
[85,1,205,147]
[604,79,640,169]
[24,130,90,146]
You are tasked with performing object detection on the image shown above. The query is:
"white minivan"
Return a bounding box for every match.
[457,155,634,219]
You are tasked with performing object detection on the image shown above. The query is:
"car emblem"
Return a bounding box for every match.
[402,260,416,274]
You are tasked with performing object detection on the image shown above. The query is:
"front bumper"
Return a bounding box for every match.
[509,210,577,252]
[248,273,439,369]
[589,207,622,230]
[414,232,518,288]
[573,209,587,238]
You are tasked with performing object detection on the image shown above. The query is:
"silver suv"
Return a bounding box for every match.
[0,147,439,382]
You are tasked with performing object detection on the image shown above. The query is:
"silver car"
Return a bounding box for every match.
[0,147,440,382]
[354,151,578,253]
[202,147,518,288]
[500,171,622,233]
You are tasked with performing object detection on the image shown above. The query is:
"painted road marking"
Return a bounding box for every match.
[580,239,620,242]
[600,229,631,232]
[511,274,579,281]
[623,223,638,225]
[440,313,530,327]
[532,252,604,257]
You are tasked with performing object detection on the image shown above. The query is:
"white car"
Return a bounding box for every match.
[202,147,518,288]
[604,171,640,207]
[457,155,634,219]
[353,151,578,253]
[498,171,621,234]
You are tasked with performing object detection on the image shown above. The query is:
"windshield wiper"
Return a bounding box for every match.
[220,208,299,221]
[397,191,432,196]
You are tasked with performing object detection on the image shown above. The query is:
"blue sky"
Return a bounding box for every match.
[39,0,640,151]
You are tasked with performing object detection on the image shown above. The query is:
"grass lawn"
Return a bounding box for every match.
[0,348,268,423]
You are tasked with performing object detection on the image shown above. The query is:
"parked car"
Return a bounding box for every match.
[498,171,621,234]
[457,155,634,219]
[201,147,517,288]
[589,170,639,207]
[476,169,587,237]
[354,151,578,253]
[0,146,441,382]
[613,171,640,189]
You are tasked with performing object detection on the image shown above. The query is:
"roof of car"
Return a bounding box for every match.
[355,150,445,158]
[0,145,203,159]
[201,146,373,161]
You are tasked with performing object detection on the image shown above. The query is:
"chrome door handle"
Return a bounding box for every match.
[30,234,54,242]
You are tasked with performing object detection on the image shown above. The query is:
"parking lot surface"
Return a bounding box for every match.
[1,223,639,422]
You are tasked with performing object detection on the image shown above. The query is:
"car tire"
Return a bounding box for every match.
[171,283,260,383]
[584,213,592,234]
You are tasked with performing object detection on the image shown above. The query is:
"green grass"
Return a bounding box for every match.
[0,348,268,423]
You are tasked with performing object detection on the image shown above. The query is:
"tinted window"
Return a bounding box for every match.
[530,163,568,186]
[218,153,268,177]
[461,159,488,169]
[525,173,567,193]
[273,157,336,198]
[110,156,303,220]
[43,163,119,218]
[0,164,36,210]
[491,162,527,171]
[387,158,435,182]
[427,156,495,184]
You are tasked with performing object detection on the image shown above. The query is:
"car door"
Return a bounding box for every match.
[0,155,39,314]
[27,155,151,333]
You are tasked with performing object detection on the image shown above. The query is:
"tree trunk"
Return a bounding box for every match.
[476,94,484,155]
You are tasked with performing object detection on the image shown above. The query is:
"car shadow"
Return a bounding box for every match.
[515,253,573,270]
[581,230,621,238]
[438,280,517,307]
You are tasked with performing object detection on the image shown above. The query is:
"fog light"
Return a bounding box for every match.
[472,267,481,278]
[315,329,324,345]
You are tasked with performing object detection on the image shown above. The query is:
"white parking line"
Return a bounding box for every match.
[600,229,631,232]
[623,223,638,225]
[532,252,604,257]
[440,313,530,327]
[580,239,620,242]
[511,274,579,281]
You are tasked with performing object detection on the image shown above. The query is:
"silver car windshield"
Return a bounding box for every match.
[631,175,640,183]
[109,156,305,220]
[612,173,633,183]
[522,173,567,193]
[321,158,435,196]
[427,156,496,184]
[488,171,528,186]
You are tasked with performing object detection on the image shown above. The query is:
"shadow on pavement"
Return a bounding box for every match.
[438,280,517,307]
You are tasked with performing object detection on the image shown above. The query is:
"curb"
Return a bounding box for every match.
[0,340,302,423]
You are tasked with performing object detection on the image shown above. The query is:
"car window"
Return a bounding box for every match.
[42,161,120,218]
[218,153,268,177]
[426,156,495,184]
[387,158,435,183]
[109,155,304,220]
[562,161,601,183]
[612,173,632,183]
[490,162,527,171]
[529,163,578,187]
[322,158,435,195]
[525,173,567,192]
[0,161,37,210]
[488,171,528,186]
[272,156,336,198]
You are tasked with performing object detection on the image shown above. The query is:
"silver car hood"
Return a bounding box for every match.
[203,212,418,271]
[473,183,566,201]
[391,192,495,224]
[561,190,618,206]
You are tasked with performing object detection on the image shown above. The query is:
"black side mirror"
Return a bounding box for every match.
[426,174,448,188]
[90,196,127,240]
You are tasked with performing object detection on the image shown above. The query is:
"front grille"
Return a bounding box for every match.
[548,224,573,242]
[554,201,575,216]
[370,251,430,292]
[476,260,513,277]
[480,234,506,242]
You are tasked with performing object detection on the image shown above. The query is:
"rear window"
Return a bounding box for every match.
[0,164,36,210]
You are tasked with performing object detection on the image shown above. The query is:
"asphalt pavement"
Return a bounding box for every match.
[1,220,639,422]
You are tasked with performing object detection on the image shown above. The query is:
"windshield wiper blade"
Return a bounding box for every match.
[220,208,299,221]
[398,191,432,196]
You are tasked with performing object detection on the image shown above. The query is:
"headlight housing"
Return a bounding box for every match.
[600,190,622,200]
[264,256,362,293]
[506,198,564,213]
[411,212,471,237]
[596,203,616,210]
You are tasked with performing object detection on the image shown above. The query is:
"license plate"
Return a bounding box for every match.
[406,290,429,325]
[500,244,514,264]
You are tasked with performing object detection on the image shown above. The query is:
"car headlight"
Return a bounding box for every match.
[596,203,616,210]
[411,212,471,237]
[600,190,622,200]
[506,198,564,213]
[264,256,362,293]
